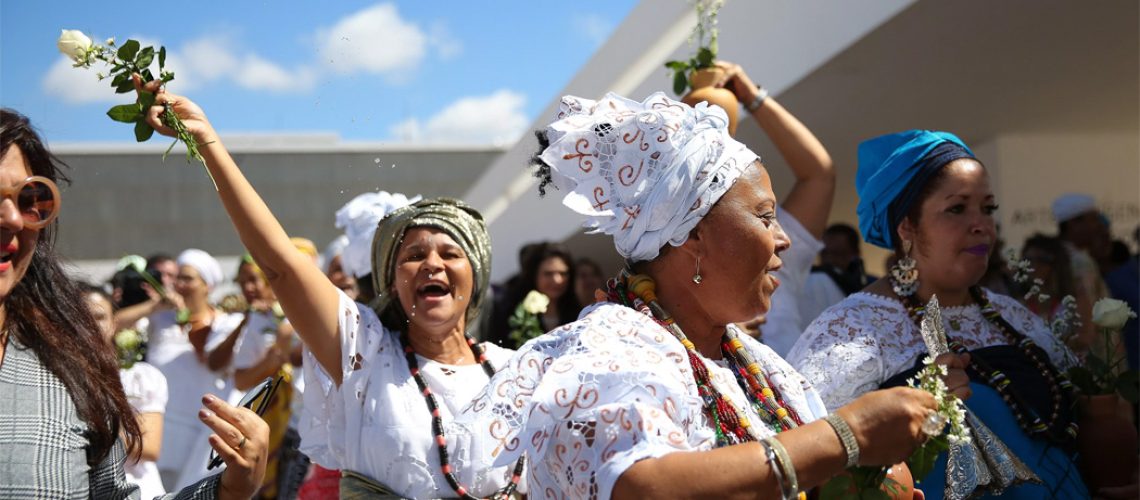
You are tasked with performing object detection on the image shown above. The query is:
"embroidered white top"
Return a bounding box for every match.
[299,290,517,498]
[787,290,1073,411]
[453,302,828,500]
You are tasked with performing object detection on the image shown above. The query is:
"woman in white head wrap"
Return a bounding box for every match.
[150,248,246,489]
[136,81,524,498]
[453,92,944,499]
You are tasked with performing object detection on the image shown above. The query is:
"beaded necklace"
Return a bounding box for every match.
[895,283,1078,445]
[604,271,801,447]
[399,333,526,500]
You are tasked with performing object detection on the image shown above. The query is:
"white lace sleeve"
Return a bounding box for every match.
[986,291,1076,370]
[786,299,887,411]
[455,304,711,500]
[298,289,388,468]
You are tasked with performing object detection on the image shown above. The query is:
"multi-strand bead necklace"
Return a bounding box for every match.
[604,271,801,447]
[399,333,526,500]
[896,284,1078,445]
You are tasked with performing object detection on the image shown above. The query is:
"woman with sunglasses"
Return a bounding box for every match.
[135,79,523,498]
[0,108,268,499]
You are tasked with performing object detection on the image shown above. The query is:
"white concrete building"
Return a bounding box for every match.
[464,0,1139,280]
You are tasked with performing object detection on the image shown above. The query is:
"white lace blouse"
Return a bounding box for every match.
[786,290,1073,411]
[299,290,517,498]
[453,302,828,500]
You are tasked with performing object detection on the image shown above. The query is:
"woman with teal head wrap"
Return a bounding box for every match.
[790,130,1093,498]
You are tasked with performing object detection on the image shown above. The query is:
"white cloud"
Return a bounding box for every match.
[573,13,614,48]
[428,22,463,60]
[390,90,529,145]
[43,34,317,102]
[316,3,427,77]
[43,57,118,104]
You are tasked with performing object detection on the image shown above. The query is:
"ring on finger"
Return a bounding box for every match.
[236,435,247,450]
[920,409,946,438]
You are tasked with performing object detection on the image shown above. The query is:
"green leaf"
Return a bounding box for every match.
[664,60,689,71]
[158,46,167,70]
[115,79,135,94]
[135,46,154,69]
[134,120,155,142]
[138,91,156,110]
[673,71,689,96]
[696,47,714,68]
[161,71,176,84]
[107,104,142,123]
[820,474,855,500]
[117,39,140,61]
[111,72,130,87]
[140,69,155,82]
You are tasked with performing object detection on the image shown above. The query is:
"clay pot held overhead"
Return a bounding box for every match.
[681,67,740,136]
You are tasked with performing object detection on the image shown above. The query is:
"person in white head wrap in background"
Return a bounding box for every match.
[453,90,945,499]
[148,248,245,490]
[334,191,421,303]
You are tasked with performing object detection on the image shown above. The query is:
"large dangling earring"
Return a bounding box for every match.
[891,240,919,297]
[692,256,703,284]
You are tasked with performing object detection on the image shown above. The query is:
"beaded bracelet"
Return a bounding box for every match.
[824,413,860,468]
[761,437,801,500]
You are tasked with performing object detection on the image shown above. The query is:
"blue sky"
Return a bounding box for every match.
[1,1,636,145]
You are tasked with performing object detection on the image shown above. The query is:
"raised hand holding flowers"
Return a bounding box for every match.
[57,29,214,184]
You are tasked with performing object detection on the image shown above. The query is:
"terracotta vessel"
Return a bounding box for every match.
[681,67,740,136]
[1077,394,1139,489]
[883,462,915,500]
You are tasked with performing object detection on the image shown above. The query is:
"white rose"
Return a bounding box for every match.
[522,290,550,315]
[57,29,93,62]
[1092,298,1137,330]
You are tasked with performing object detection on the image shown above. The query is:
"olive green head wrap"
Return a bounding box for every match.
[370,197,492,332]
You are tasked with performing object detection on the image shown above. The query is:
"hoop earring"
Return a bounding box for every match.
[692,256,703,285]
[891,240,918,297]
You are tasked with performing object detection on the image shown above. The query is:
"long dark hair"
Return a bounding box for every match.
[511,242,581,324]
[0,108,141,465]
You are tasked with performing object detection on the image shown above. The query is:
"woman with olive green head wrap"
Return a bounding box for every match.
[298,196,524,498]
[131,85,524,497]
[370,198,492,334]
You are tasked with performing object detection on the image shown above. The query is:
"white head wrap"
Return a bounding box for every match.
[335,191,421,278]
[1051,193,1097,223]
[321,234,350,274]
[539,92,759,262]
[176,248,223,289]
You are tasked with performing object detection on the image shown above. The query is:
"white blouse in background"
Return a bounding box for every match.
[299,291,517,498]
[119,361,168,499]
[787,290,1073,411]
[145,310,243,489]
[453,303,828,500]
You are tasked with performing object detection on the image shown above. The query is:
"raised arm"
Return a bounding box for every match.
[614,387,934,499]
[137,77,344,384]
[717,62,836,239]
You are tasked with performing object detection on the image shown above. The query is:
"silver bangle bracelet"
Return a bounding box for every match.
[824,413,861,468]
[746,86,769,112]
[762,437,799,500]
[758,439,789,500]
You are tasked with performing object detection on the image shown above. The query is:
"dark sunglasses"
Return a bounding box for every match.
[207,376,283,470]
[0,176,60,229]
